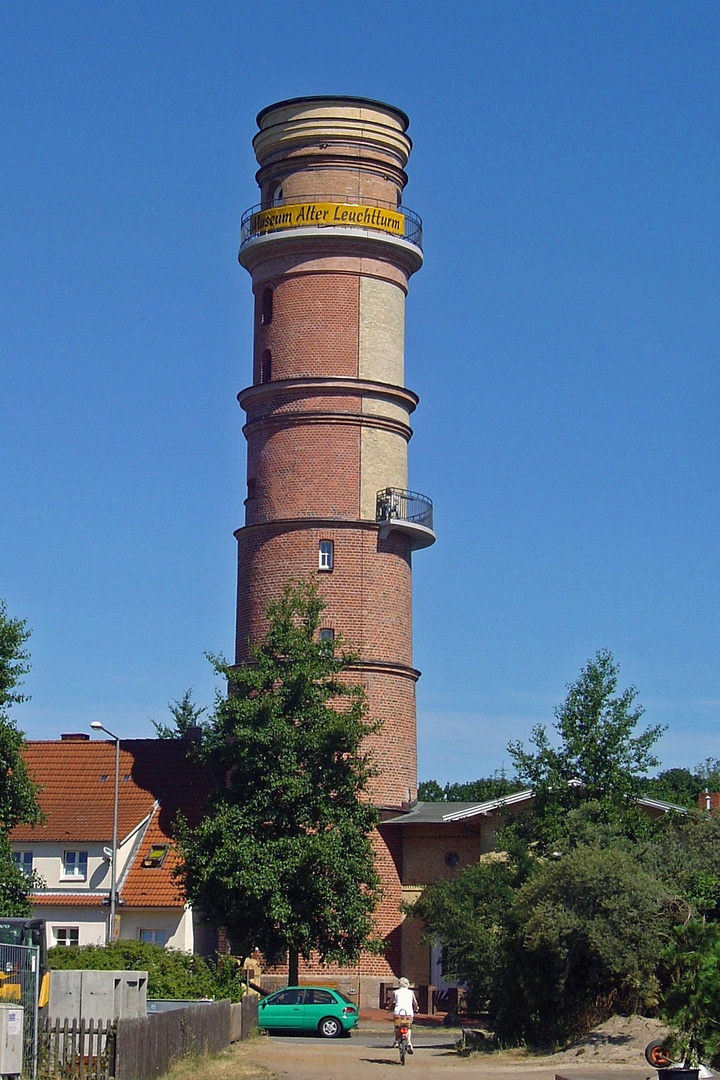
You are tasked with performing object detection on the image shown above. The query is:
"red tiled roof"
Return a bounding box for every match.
[121,811,186,908]
[13,739,209,843]
[12,739,212,911]
[31,894,106,907]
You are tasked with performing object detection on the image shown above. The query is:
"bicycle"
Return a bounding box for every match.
[395,1012,413,1065]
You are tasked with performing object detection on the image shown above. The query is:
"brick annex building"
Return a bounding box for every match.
[234,97,497,1005]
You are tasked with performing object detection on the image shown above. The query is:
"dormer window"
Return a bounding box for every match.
[142,845,169,869]
[62,850,88,880]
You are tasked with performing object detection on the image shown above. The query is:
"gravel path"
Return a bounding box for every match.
[227,1016,664,1080]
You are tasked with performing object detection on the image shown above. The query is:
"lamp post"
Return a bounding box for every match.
[90,722,120,944]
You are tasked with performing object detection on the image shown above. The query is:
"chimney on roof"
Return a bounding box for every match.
[699,790,720,812]
[183,726,203,744]
[61,733,90,741]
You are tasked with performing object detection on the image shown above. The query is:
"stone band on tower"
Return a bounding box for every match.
[236,96,433,811]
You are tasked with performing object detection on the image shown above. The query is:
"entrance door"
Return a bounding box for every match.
[430,938,460,994]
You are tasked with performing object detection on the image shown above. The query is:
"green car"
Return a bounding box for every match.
[257,985,360,1038]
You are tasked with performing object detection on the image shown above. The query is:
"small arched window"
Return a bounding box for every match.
[261,288,273,325]
[260,350,272,384]
[271,184,284,206]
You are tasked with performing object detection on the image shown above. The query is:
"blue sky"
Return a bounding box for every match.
[1,1,719,783]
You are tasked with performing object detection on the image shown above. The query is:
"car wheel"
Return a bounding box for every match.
[319,1016,342,1038]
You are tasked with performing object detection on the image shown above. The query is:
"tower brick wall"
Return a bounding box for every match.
[234,97,433,986]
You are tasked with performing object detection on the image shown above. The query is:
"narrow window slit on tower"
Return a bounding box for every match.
[261,288,273,325]
[260,350,272,383]
[318,540,334,571]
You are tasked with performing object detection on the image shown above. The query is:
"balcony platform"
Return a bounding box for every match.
[376,488,436,551]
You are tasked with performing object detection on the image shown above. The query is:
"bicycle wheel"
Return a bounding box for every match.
[399,1039,406,1065]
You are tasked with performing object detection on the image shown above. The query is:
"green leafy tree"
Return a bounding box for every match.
[412,841,672,1046]
[644,767,701,808]
[152,689,208,739]
[695,758,720,792]
[507,649,665,846]
[174,580,383,985]
[419,772,524,803]
[409,857,520,1013]
[643,809,720,921]
[409,653,690,1048]
[0,602,43,915]
[417,779,445,801]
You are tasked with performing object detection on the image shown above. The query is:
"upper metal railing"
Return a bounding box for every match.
[376,488,433,531]
[241,196,423,250]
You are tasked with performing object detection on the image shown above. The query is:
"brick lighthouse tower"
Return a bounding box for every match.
[233,97,439,994]
[236,96,433,817]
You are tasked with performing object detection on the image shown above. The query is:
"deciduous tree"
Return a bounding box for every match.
[508,649,665,845]
[175,581,383,984]
[0,601,43,915]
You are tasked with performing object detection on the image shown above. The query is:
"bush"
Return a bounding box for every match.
[47,942,245,1002]
[492,846,671,1045]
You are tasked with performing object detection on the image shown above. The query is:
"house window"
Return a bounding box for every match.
[444,851,460,868]
[260,350,272,383]
[271,184,284,207]
[260,288,273,325]
[318,540,334,571]
[12,851,33,877]
[319,628,335,642]
[139,929,167,945]
[62,850,88,880]
[55,927,79,947]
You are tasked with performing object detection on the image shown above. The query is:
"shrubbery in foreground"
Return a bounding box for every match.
[48,941,245,1002]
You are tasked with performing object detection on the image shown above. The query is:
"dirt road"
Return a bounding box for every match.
[166,1014,664,1080]
[224,1022,654,1080]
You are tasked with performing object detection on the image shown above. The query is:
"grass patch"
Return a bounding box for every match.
[162,1043,271,1080]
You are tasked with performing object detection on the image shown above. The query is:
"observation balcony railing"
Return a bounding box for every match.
[375,487,435,550]
[240,195,423,250]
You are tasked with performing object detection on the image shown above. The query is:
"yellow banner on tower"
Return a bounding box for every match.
[250,202,405,238]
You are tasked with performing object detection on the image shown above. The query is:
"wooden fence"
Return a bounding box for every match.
[39,996,259,1080]
[40,1018,115,1079]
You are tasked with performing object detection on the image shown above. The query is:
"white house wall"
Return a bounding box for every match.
[40,907,107,948]
[15,840,138,892]
[119,907,193,953]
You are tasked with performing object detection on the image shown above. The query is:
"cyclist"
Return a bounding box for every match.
[392,977,419,1053]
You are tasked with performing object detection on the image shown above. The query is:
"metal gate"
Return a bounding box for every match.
[0,942,40,1077]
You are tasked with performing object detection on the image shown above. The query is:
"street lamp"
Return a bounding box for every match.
[90,722,120,944]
